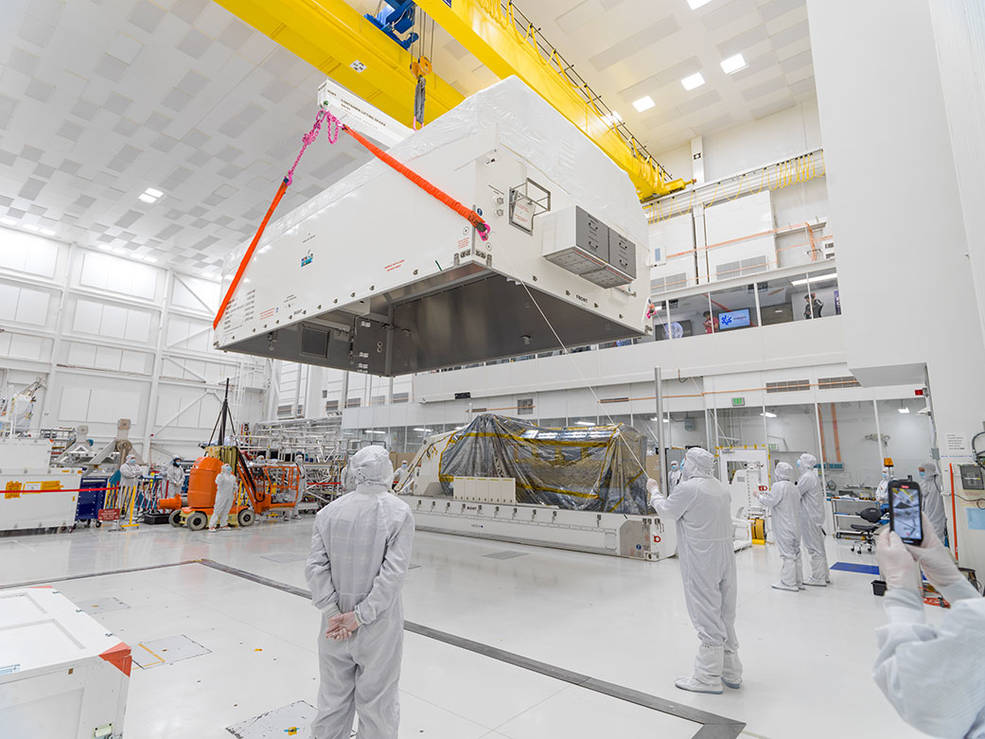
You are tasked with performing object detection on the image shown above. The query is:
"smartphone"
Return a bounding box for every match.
[888,479,923,545]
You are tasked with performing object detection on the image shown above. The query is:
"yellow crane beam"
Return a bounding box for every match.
[213,0,464,126]
[413,0,689,199]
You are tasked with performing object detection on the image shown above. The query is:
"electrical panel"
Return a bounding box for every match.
[542,206,636,288]
[960,464,985,490]
[542,206,609,275]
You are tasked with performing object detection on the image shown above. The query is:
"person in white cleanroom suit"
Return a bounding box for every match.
[209,463,237,531]
[917,460,948,545]
[875,468,890,504]
[668,460,683,491]
[797,453,830,586]
[392,461,408,489]
[305,445,415,739]
[647,447,740,694]
[338,463,356,494]
[874,514,985,737]
[118,454,142,514]
[166,457,184,499]
[757,462,803,592]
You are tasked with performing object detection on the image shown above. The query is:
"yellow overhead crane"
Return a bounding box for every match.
[216,0,689,199]
[212,0,464,125]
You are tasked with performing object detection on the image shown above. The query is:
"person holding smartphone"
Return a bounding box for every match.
[874,515,985,737]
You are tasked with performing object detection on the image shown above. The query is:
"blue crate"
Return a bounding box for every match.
[76,476,108,524]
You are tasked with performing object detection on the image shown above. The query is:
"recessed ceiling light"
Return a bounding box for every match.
[574,420,595,426]
[1,216,17,226]
[791,272,838,286]
[144,187,163,198]
[686,0,714,8]
[898,407,910,414]
[720,53,747,74]
[39,228,55,236]
[760,411,777,418]
[632,95,655,112]
[681,72,706,91]
[138,193,157,204]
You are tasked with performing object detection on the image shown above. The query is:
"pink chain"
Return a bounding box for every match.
[285,109,341,185]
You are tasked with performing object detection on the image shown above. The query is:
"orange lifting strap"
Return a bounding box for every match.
[213,114,490,330]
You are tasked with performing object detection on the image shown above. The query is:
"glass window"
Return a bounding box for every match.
[815,401,882,495]
[802,270,840,319]
[876,398,933,480]
[390,426,408,454]
[756,274,797,327]
[659,294,710,340]
[760,403,822,477]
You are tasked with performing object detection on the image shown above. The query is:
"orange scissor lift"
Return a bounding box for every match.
[158,380,300,530]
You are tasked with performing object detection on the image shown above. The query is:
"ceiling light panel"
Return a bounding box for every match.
[687,0,715,8]
[720,53,747,74]
[681,72,706,91]
[632,95,655,112]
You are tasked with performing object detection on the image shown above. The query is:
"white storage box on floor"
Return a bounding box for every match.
[0,439,82,532]
[216,76,650,374]
[0,587,131,738]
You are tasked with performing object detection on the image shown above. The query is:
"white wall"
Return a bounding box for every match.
[0,228,269,461]
[808,0,985,571]
[656,101,822,186]
[807,0,985,445]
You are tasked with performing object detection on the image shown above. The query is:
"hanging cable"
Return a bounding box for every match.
[518,281,647,472]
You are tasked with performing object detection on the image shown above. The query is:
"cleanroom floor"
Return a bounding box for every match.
[1,519,937,738]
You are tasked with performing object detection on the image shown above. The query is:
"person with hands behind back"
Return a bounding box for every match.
[874,514,985,738]
[304,445,415,739]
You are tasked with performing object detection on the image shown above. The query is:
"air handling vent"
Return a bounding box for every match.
[818,375,860,389]
[599,396,630,404]
[766,379,811,393]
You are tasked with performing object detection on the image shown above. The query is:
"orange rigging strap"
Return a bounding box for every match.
[213,112,490,330]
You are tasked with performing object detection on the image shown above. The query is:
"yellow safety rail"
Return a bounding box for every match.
[213,0,464,127]
[413,0,689,198]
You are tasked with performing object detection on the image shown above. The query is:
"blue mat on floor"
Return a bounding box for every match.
[831,562,880,575]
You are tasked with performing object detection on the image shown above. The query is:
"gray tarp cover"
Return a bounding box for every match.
[438,414,648,514]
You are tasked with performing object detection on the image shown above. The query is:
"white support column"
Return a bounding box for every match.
[690,136,705,186]
[35,243,73,435]
[142,269,174,459]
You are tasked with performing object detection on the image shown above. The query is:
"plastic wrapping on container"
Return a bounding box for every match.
[433,414,648,514]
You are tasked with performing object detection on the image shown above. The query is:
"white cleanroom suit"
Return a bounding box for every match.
[118,455,142,515]
[305,445,415,739]
[918,460,948,545]
[649,446,740,694]
[874,517,985,737]
[758,462,802,591]
[209,464,237,530]
[668,460,682,492]
[875,469,889,504]
[797,453,830,586]
[166,458,185,498]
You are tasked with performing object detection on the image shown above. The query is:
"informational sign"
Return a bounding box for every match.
[510,195,536,233]
[731,397,745,407]
[944,432,970,455]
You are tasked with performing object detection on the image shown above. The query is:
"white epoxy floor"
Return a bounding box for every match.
[0,520,940,738]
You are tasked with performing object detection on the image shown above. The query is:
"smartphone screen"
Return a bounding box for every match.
[889,480,923,544]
